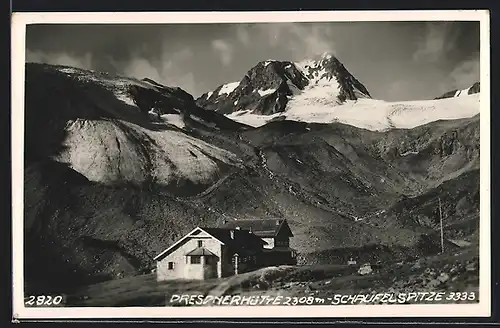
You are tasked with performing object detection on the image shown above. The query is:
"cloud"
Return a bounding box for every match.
[427,54,480,97]
[119,47,197,93]
[25,22,479,101]
[26,45,199,95]
[448,55,480,87]
[287,24,336,59]
[250,23,336,61]
[26,49,93,69]
[235,24,251,46]
[121,57,165,83]
[386,80,413,100]
[412,22,458,63]
[120,57,197,94]
[211,39,234,66]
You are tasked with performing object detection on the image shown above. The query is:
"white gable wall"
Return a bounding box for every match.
[157,233,223,281]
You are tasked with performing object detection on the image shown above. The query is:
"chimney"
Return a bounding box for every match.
[230,230,235,239]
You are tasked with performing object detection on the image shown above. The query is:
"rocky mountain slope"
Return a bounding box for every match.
[196,59,309,115]
[23,62,480,295]
[26,64,251,190]
[435,82,480,99]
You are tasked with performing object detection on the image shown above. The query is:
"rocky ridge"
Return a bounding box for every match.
[196,52,371,115]
[435,82,480,100]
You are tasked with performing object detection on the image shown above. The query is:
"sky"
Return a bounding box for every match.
[25,21,480,101]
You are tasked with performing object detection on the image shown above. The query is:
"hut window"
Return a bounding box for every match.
[198,240,203,247]
[191,256,201,264]
[168,262,174,270]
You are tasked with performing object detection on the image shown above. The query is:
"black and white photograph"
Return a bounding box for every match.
[11,10,490,319]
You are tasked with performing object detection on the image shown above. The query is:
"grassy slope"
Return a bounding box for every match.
[64,245,479,307]
[363,169,480,239]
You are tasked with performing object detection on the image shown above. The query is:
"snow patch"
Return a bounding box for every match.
[115,92,137,107]
[322,52,333,60]
[227,111,279,126]
[449,239,472,247]
[400,150,419,157]
[257,88,276,97]
[294,56,370,103]
[294,59,316,72]
[219,82,240,95]
[263,60,276,67]
[190,115,218,129]
[454,87,472,98]
[232,110,251,116]
[207,91,213,99]
[161,114,186,129]
[58,67,80,75]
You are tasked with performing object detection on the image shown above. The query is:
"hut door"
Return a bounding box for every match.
[203,256,218,279]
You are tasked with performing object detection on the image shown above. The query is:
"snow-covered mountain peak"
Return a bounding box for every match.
[321,51,334,60]
[193,53,480,133]
[295,53,371,100]
[295,51,342,73]
[196,54,371,116]
[296,51,336,65]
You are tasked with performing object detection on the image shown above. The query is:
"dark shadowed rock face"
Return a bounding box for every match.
[128,80,195,115]
[196,53,371,115]
[197,60,309,115]
[127,78,249,131]
[435,82,480,99]
[468,82,480,95]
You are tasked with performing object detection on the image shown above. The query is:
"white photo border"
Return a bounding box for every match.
[11,10,491,320]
